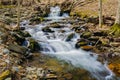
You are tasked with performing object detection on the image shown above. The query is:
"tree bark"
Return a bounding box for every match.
[99,0,103,28]
[115,0,120,25]
[17,0,20,29]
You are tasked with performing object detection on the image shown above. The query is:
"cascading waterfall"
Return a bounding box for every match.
[22,6,117,80]
[46,6,69,20]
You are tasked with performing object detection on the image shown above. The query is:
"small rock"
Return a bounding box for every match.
[3,48,10,54]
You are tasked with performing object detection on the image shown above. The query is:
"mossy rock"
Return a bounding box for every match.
[28,38,40,52]
[75,40,88,49]
[66,33,75,41]
[81,31,92,38]
[109,23,120,37]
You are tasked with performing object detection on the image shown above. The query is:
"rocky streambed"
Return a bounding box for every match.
[0,3,120,80]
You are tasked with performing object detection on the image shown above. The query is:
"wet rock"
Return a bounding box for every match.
[28,38,40,52]
[75,39,88,48]
[42,27,54,33]
[7,44,28,54]
[20,27,25,30]
[81,45,94,51]
[66,33,75,41]
[81,31,92,38]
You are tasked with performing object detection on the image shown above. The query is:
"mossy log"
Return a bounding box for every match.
[109,23,120,36]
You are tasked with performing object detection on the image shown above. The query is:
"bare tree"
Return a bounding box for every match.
[99,0,103,28]
[16,0,20,29]
[110,0,120,36]
[115,0,120,24]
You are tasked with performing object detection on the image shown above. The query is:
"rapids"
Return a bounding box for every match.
[21,6,118,80]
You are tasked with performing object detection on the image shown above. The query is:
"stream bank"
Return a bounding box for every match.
[0,0,120,80]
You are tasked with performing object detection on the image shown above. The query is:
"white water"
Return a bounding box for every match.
[45,6,69,20]
[22,6,117,80]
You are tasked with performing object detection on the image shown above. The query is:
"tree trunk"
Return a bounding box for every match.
[17,0,20,29]
[115,0,120,25]
[99,0,103,28]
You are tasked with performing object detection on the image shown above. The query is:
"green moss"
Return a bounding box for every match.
[0,5,15,9]
[109,23,120,37]
[28,38,40,52]
[70,10,98,18]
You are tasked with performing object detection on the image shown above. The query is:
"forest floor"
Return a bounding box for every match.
[0,0,120,80]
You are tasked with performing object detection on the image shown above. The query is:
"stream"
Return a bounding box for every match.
[21,6,118,80]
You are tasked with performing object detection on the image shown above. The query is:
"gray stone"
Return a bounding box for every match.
[3,48,10,54]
